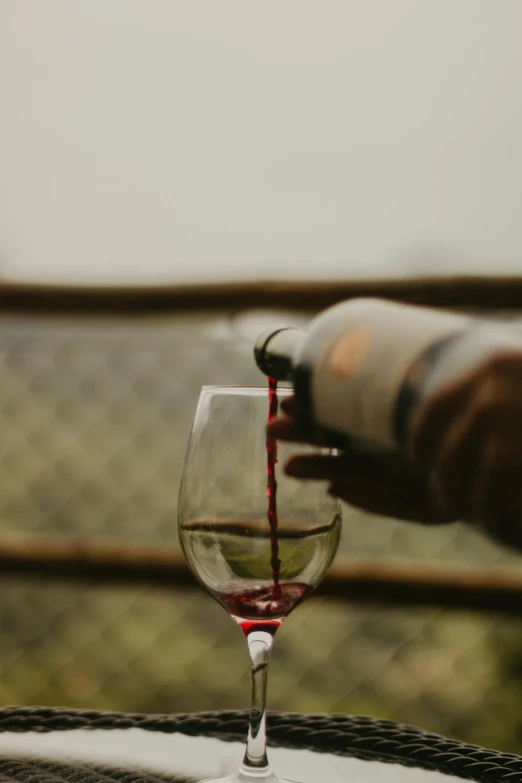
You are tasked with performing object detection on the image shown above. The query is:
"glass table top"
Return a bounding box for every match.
[0,728,467,783]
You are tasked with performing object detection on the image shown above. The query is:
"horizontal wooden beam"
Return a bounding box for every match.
[0,536,521,614]
[321,559,522,614]
[2,277,522,316]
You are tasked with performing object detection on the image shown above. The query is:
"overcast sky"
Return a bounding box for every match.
[2,0,522,285]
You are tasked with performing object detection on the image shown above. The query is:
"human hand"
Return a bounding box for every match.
[269,351,522,551]
[268,398,455,528]
[410,351,522,550]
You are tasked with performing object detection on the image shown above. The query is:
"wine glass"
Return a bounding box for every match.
[178,386,341,783]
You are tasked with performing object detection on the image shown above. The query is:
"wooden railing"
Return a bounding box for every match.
[0,536,520,615]
[2,276,522,315]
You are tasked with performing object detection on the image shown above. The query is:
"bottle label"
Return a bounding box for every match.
[310,299,470,450]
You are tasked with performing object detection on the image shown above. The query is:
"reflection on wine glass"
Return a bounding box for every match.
[178,386,341,783]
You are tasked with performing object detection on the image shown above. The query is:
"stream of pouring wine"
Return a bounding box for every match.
[266,377,281,594]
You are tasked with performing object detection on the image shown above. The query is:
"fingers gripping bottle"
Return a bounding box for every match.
[254,298,522,458]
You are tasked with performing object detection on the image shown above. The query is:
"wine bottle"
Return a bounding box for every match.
[254,298,522,457]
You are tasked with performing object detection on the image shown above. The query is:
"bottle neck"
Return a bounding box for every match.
[254,326,306,381]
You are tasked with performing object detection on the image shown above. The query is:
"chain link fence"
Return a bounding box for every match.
[2,309,522,753]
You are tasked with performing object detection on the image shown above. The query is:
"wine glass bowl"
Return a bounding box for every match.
[178,386,341,782]
[179,513,340,626]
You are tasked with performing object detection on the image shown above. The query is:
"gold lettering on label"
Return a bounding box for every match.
[330,328,372,379]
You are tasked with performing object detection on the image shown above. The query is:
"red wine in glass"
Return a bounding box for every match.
[212,582,311,636]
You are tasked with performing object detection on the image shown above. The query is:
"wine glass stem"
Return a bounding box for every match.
[239,629,275,780]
